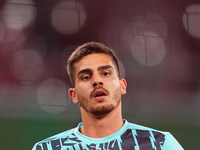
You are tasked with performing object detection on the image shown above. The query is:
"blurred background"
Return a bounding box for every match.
[0,0,200,149]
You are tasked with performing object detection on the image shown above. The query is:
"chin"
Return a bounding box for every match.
[90,104,115,117]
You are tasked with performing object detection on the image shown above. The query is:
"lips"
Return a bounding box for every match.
[92,89,108,98]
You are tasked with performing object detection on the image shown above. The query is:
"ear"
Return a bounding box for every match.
[120,79,127,95]
[69,88,79,104]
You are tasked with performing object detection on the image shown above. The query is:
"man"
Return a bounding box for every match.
[32,42,184,150]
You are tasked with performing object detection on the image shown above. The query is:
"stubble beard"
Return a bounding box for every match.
[78,86,122,118]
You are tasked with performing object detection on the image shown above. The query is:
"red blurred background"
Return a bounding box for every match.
[0,0,199,149]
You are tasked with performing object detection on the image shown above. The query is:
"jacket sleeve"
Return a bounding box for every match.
[32,142,43,150]
[162,133,184,150]
[32,143,37,150]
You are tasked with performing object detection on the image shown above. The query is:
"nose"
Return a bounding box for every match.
[93,81,103,87]
[92,72,103,87]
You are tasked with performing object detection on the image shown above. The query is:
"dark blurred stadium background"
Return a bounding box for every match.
[0,0,200,149]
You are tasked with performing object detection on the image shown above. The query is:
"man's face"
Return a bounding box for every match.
[69,53,127,118]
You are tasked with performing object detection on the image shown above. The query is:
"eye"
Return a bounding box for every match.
[81,75,91,81]
[103,71,111,76]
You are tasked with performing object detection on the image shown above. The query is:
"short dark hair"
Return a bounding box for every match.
[67,42,120,86]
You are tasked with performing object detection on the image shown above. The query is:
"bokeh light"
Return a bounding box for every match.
[122,13,168,51]
[10,49,45,82]
[183,4,200,39]
[131,31,166,67]
[1,0,36,31]
[36,78,67,114]
[139,13,168,39]
[51,1,86,35]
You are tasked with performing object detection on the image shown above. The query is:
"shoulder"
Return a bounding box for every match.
[124,121,169,141]
[126,121,169,134]
[125,121,184,149]
[32,128,76,150]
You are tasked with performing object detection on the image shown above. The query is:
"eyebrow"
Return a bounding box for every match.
[77,68,92,77]
[98,65,113,70]
[77,65,113,77]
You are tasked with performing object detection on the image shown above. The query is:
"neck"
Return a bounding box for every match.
[80,103,124,138]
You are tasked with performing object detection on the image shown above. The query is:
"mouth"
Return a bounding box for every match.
[92,89,108,100]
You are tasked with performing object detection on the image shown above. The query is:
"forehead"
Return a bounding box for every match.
[74,53,116,73]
